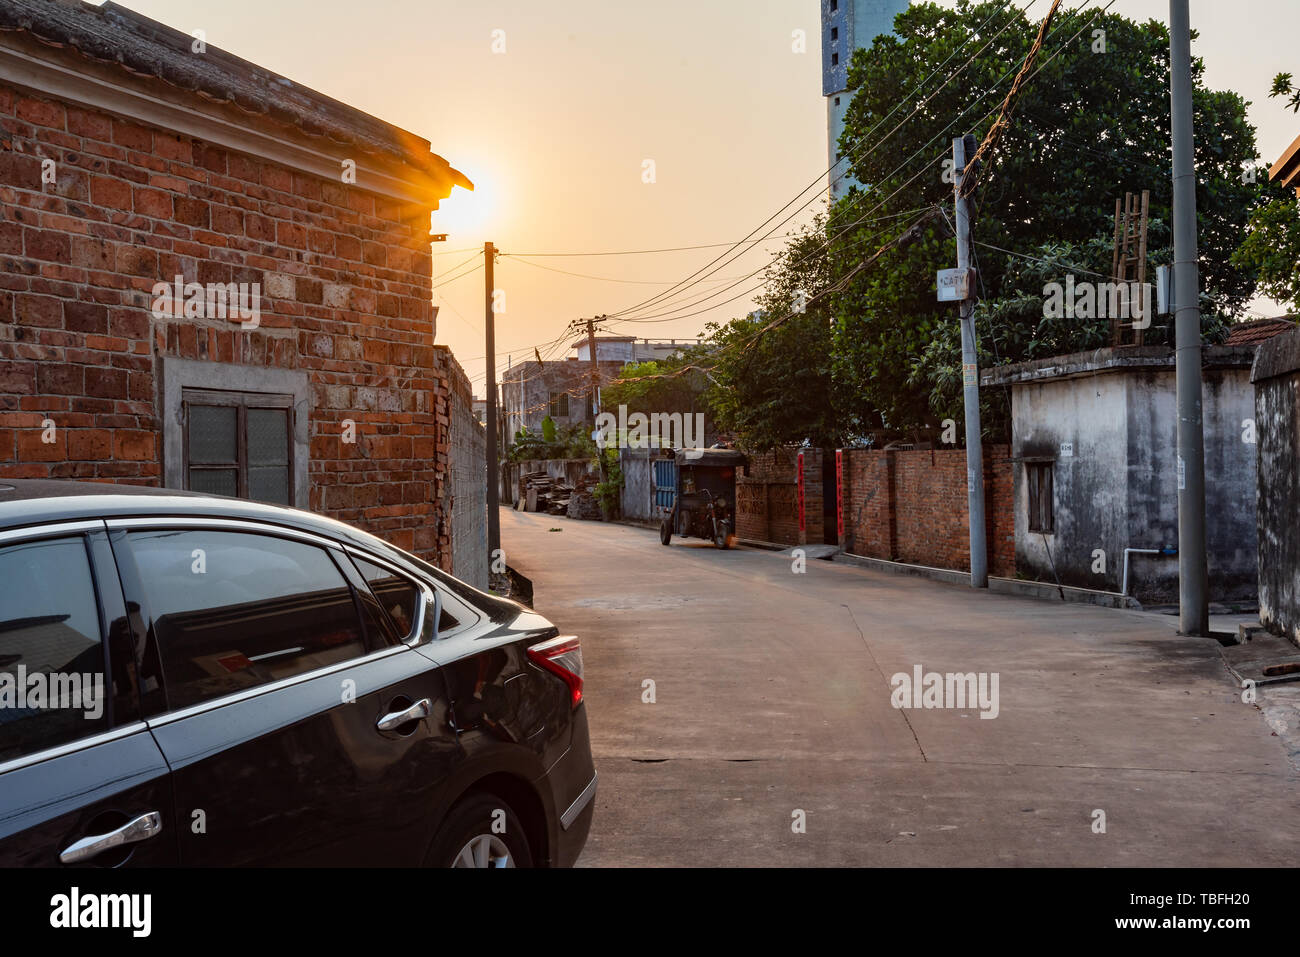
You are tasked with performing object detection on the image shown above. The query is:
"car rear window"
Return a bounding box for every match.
[127,530,366,710]
[0,536,109,763]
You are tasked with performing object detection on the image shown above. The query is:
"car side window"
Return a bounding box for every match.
[353,556,428,638]
[126,530,367,711]
[352,556,460,639]
[0,536,110,763]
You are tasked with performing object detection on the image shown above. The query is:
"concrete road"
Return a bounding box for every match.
[502,510,1300,866]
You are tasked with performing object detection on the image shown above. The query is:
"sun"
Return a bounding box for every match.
[432,161,502,246]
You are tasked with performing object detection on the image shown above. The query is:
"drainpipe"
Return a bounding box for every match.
[1122,546,1179,597]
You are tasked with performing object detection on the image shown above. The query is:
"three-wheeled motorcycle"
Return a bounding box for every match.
[656,447,747,549]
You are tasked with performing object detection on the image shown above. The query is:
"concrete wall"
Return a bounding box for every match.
[1252,328,1300,642]
[999,349,1257,603]
[1129,366,1256,602]
[447,359,487,589]
[500,359,624,449]
[504,458,595,506]
[619,446,657,522]
[1012,373,1132,594]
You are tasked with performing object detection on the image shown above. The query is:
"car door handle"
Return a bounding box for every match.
[60,811,163,865]
[376,697,433,732]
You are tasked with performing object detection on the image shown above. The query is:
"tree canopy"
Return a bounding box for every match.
[618,2,1292,452]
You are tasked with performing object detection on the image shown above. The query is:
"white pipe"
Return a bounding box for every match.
[1122,548,1163,597]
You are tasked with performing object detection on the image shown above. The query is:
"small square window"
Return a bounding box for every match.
[834,96,841,106]
[549,392,570,418]
[1027,461,1055,533]
[831,27,838,41]
[184,389,293,505]
[832,52,839,66]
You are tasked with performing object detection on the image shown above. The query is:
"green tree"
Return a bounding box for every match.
[702,216,848,451]
[1270,72,1300,114]
[1232,196,1300,313]
[601,353,707,417]
[1231,73,1300,312]
[831,0,1270,437]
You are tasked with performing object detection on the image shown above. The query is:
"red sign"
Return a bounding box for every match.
[836,449,844,541]
[796,452,805,533]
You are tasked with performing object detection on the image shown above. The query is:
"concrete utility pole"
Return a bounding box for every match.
[1169,0,1209,636]
[586,316,600,425]
[954,135,988,589]
[484,241,500,562]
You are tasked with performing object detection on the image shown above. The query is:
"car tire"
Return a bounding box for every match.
[427,793,533,868]
[660,520,672,546]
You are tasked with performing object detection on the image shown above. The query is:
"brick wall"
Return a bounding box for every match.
[841,445,1014,576]
[0,83,466,569]
[736,447,825,546]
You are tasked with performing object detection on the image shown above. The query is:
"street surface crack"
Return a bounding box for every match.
[843,603,928,762]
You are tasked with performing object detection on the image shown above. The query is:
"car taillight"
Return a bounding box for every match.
[527,635,583,709]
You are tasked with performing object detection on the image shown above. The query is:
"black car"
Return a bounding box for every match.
[0,480,595,867]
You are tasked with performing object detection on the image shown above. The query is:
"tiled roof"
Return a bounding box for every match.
[0,0,471,190]
[1224,317,1297,347]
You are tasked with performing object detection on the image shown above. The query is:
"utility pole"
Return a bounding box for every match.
[586,316,600,425]
[484,241,500,562]
[953,135,988,589]
[1169,0,1208,636]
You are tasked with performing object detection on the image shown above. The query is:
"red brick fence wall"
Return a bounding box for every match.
[737,445,1015,578]
[842,445,1013,577]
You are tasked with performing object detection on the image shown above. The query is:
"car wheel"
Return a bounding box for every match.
[660,520,672,546]
[428,793,533,868]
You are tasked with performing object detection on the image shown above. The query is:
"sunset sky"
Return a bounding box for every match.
[110,0,1300,393]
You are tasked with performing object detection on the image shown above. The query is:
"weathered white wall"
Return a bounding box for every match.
[1127,367,1257,603]
[1013,373,1130,594]
[1010,359,1257,603]
[619,446,657,521]
[1252,329,1300,642]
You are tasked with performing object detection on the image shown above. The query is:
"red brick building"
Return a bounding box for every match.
[0,0,485,580]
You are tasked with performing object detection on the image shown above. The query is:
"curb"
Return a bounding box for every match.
[829,551,1141,609]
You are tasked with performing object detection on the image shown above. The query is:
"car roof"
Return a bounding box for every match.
[0,479,522,622]
[0,478,407,561]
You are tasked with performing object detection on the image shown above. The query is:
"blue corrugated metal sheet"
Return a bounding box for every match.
[653,458,677,511]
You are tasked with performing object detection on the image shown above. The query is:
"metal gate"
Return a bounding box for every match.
[653,457,677,514]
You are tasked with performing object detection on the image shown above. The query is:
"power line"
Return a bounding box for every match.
[609,204,940,326]
[604,0,1115,379]
[505,256,748,286]
[433,250,480,278]
[432,261,483,289]
[468,0,1112,393]
[973,239,1111,281]
[607,0,1109,330]
[497,238,785,257]
[601,0,1042,325]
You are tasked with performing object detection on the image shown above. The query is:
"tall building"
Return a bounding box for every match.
[822,0,912,202]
